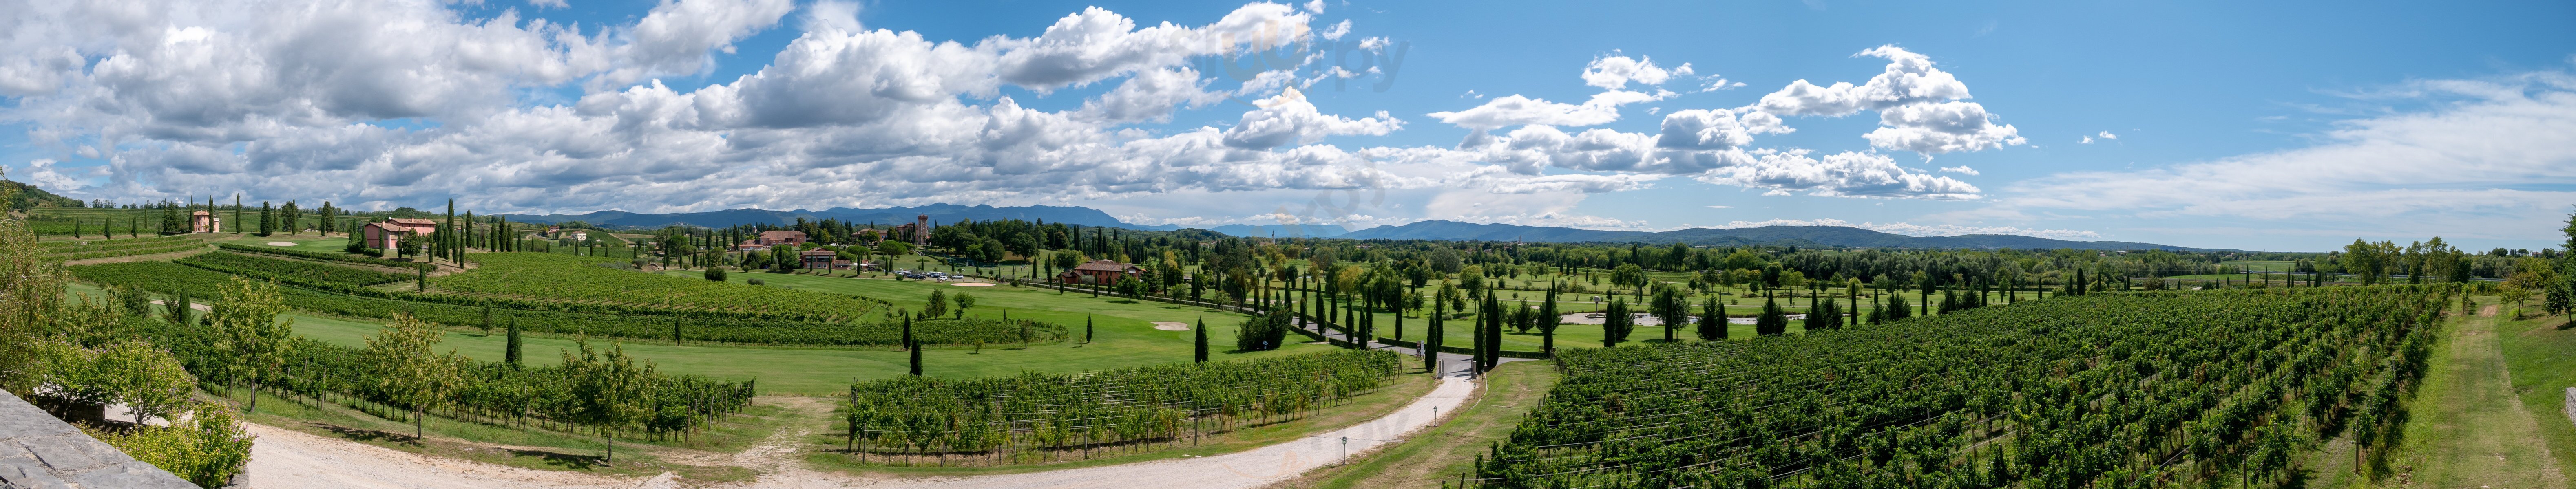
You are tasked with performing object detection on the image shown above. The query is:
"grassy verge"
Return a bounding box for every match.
[1277,360,1560,489]
[2307,297,2569,487]
[797,356,1440,477]
[2499,302,2576,487]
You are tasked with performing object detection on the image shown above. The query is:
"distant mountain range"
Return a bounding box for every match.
[497,204,2205,251]
[1338,220,2217,251]
[1205,223,1349,238]
[498,204,1180,231]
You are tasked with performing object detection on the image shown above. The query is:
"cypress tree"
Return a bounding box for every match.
[504,317,522,368]
[479,302,494,335]
[1193,318,1209,363]
[1538,285,1560,354]
[1756,296,1788,336]
[1696,297,1724,341]
[1483,296,1501,371]
[905,317,921,376]
[672,318,683,346]
[1426,300,1444,373]
[1084,316,1094,344]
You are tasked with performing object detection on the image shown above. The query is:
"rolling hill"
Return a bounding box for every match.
[1338,220,2213,251]
[498,204,1179,231]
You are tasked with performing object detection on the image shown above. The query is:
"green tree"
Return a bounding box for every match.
[364,313,463,440]
[1236,308,1291,352]
[952,292,976,318]
[504,317,523,368]
[904,316,922,376]
[211,277,294,414]
[1194,318,1210,363]
[0,176,65,393]
[922,289,949,319]
[1601,297,1632,346]
[1649,285,1687,341]
[562,340,653,463]
[1610,264,1646,297]
[1755,297,1789,335]
[1695,297,1725,341]
[1537,286,1561,354]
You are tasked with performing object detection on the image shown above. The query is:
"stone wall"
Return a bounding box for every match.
[0,388,197,489]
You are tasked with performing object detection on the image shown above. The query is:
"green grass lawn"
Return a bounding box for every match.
[2497,301,2576,487]
[1283,359,1561,489]
[283,296,1338,396]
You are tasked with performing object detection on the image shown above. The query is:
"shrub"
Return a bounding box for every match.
[746,278,765,286]
[82,402,253,488]
[1234,308,1291,352]
[705,267,728,281]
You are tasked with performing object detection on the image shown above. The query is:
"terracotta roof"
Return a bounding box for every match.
[759,230,808,239]
[801,249,837,256]
[1070,260,1136,272]
[387,218,439,226]
[190,211,212,216]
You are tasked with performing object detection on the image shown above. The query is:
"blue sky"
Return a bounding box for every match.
[2,0,2571,251]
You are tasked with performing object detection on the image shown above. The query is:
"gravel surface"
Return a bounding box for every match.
[240,423,641,489]
[241,353,1491,488]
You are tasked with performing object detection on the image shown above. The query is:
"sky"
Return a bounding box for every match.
[2,0,2572,251]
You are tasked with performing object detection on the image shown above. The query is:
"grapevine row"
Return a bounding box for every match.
[1473,286,2449,488]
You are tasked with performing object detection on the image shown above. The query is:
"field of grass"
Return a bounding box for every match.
[2499,302,2576,487]
[1283,359,1561,489]
[281,305,1338,396]
[434,252,881,319]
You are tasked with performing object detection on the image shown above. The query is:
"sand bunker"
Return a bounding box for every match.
[1152,322,1192,331]
[950,282,997,286]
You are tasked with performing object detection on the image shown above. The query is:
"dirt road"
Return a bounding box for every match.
[240,354,1488,488]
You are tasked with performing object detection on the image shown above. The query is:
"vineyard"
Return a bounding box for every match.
[1473,286,2450,488]
[111,310,757,444]
[432,253,879,322]
[71,260,1028,346]
[38,235,206,260]
[178,251,411,286]
[219,242,430,270]
[842,350,1405,463]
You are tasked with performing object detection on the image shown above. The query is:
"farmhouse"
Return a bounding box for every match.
[361,223,409,249]
[1055,260,1142,285]
[754,230,808,246]
[189,211,221,233]
[800,249,838,269]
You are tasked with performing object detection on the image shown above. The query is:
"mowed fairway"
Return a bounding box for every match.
[285,272,1338,396]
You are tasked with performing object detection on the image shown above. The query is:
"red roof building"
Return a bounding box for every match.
[1054,260,1142,285]
[800,249,838,269]
[188,211,222,233]
[754,230,809,246]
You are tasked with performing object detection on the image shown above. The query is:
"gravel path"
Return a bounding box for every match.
[239,423,643,489]
[238,353,1494,489]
